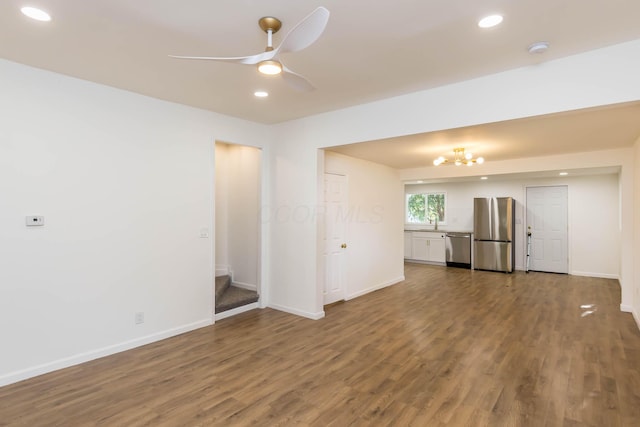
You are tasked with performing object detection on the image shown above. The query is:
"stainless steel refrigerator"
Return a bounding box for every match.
[473,197,515,273]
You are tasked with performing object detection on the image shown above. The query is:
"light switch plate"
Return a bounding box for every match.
[26,216,45,226]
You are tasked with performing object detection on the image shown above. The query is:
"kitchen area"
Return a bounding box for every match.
[403,171,619,277]
[405,197,514,273]
[404,229,469,267]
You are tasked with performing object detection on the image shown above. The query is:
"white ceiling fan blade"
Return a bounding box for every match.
[281,64,316,92]
[169,49,276,65]
[276,7,330,55]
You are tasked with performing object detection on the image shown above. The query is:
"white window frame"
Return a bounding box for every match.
[405,191,447,225]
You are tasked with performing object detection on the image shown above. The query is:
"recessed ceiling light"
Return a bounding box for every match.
[478,14,503,28]
[480,177,488,180]
[528,41,549,54]
[21,6,51,22]
[254,91,269,98]
[559,172,568,176]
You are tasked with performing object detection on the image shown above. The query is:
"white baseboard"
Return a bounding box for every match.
[346,275,405,301]
[215,265,230,277]
[0,319,212,388]
[269,303,325,320]
[571,271,619,280]
[215,303,260,321]
[232,281,258,292]
[621,305,640,331]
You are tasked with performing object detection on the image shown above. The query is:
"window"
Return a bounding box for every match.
[406,192,446,224]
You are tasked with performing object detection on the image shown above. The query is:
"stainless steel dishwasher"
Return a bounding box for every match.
[445,232,472,269]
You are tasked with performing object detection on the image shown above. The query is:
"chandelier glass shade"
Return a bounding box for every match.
[433,148,484,166]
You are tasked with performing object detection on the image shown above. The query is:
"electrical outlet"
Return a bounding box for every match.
[135,312,144,324]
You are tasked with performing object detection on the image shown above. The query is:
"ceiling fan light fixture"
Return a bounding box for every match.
[257,60,283,75]
[170,7,329,92]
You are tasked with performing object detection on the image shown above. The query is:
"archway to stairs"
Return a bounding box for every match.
[214,141,262,319]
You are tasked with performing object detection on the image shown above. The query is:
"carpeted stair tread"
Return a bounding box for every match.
[215,285,259,314]
[215,275,231,302]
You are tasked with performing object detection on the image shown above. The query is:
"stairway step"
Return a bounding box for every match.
[215,285,259,314]
[215,275,231,302]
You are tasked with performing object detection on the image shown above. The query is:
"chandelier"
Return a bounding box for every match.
[433,148,484,166]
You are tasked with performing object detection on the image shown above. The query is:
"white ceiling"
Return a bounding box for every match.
[3,1,640,175]
[2,0,640,125]
[326,101,640,169]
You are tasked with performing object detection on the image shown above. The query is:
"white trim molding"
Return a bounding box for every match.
[620,305,640,331]
[571,271,620,280]
[215,265,230,277]
[231,281,258,292]
[215,303,260,321]
[269,303,325,320]
[620,304,633,313]
[0,319,212,387]
[346,276,405,301]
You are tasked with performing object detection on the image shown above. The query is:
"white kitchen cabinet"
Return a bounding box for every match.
[404,232,413,258]
[428,237,446,263]
[411,236,429,260]
[409,232,446,263]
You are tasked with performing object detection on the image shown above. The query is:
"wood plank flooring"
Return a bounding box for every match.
[1,263,640,426]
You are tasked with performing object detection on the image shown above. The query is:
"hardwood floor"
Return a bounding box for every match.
[1,263,639,426]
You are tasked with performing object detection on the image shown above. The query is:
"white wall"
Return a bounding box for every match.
[633,137,640,328]
[215,143,230,274]
[569,174,620,278]
[405,173,620,277]
[215,143,261,289]
[271,40,640,320]
[0,59,270,386]
[3,37,640,385]
[265,138,323,318]
[324,152,404,300]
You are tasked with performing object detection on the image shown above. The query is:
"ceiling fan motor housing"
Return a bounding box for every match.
[259,16,282,34]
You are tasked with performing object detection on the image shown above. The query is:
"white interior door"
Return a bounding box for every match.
[526,186,568,273]
[323,174,347,304]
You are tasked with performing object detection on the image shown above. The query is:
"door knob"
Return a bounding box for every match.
[341,243,347,249]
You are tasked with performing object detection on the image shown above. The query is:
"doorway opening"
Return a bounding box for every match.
[214,142,262,319]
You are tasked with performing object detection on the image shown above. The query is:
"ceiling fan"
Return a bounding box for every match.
[169,7,330,91]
